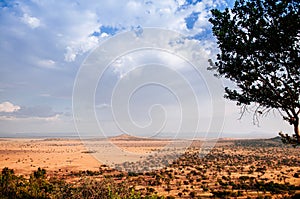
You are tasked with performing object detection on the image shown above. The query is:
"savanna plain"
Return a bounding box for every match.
[0,135,299,199]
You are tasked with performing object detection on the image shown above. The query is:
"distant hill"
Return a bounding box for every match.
[110,133,171,141]
[234,136,285,147]
[110,134,137,140]
[268,136,282,142]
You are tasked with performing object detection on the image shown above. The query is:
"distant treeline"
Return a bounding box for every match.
[234,137,286,147]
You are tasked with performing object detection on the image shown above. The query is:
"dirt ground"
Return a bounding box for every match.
[0,136,299,198]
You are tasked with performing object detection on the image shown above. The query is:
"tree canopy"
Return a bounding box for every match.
[209,0,300,145]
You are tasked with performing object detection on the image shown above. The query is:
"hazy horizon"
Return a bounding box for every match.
[0,131,281,140]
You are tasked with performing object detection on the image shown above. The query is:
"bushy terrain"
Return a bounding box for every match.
[1,139,300,199]
[0,167,163,199]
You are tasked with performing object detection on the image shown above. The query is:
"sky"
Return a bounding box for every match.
[0,0,292,138]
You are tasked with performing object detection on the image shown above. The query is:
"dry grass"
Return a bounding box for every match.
[0,136,299,198]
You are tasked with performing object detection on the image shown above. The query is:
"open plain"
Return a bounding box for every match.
[0,135,299,198]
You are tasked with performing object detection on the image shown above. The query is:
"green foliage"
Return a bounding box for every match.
[209,0,300,145]
[0,167,51,199]
[33,168,46,179]
[279,132,300,147]
[0,168,163,199]
[1,166,299,199]
[0,167,18,199]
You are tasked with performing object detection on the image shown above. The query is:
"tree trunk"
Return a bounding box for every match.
[294,117,300,144]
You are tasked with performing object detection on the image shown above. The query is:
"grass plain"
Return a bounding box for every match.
[0,135,299,198]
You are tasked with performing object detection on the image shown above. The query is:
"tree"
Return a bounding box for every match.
[0,167,17,198]
[208,0,300,145]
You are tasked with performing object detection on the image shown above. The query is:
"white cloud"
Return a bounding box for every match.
[64,35,99,62]
[0,114,60,122]
[42,0,227,62]
[37,59,56,69]
[0,103,63,122]
[64,47,77,62]
[96,103,111,109]
[21,14,40,29]
[0,101,20,113]
[1,0,227,69]
[100,32,109,38]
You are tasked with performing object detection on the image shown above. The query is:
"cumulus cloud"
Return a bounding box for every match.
[64,35,99,62]
[0,0,228,71]
[51,1,224,60]
[0,103,62,121]
[0,101,20,113]
[21,13,40,29]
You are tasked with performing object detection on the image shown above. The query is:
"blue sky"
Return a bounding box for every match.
[0,0,291,138]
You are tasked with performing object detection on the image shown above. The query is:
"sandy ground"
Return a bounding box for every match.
[0,136,299,187]
[1,136,299,198]
[0,135,187,175]
[0,138,101,175]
